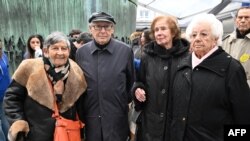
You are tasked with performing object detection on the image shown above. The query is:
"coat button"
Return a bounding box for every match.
[160,113,164,118]
[163,66,168,70]
[182,117,186,121]
[161,89,166,94]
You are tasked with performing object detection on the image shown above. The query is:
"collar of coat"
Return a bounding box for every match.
[177,47,232,77]
[194,47,232,77]
[89,38,128,54]
[143,38,190,59]
[223,30,250,43]
[12,58,87,112]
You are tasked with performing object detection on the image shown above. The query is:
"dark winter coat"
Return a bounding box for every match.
[132,38,190,141]
[3,58,87,141]
[76,38,135,141]
[167,47,250,141]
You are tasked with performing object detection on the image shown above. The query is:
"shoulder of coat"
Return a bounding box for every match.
[222,34,231,41]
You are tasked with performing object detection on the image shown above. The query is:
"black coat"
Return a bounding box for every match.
[4,59,87,141]
[132,38,190,141]
[168,47,250,141]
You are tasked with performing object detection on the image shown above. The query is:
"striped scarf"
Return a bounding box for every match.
[43,57,70,85]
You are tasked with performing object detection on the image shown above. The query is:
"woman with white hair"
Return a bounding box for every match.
[166,14,250,141]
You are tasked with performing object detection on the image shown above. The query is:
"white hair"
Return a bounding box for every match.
[185,14,223,46]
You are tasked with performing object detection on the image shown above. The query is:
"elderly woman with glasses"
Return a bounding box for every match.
[166,14,250,141]
[4,31,87,141]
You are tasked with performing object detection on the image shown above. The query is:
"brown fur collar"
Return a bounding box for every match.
[12,58,87,112]
[8,120,29,141]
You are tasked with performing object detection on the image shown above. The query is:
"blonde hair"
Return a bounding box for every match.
[130,32,142,41]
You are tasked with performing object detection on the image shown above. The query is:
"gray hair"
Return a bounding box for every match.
[185,14,223,46]
[44,31,70,49]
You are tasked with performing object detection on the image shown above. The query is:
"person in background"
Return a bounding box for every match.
[76,11,135,141]
[128,28,153,141]
[69,32,92,61]
[0,39,10,141]
[222,6,250,86]
[4,31,87,141]
[141,29,152,45]
[128,31,141,141]
[68,29,82,42]
[130,31,142,54]
[134,29,153,60]
[23,34,44,59]
[132,15,189,141]
[167,13,250,141]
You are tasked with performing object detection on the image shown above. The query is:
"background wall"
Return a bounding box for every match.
[0,0,137,41]
[0,0,137,74]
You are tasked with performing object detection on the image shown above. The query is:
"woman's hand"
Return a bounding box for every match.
[135,88,146,102]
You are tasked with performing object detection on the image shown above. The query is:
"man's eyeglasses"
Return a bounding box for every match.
[91,25,113,31]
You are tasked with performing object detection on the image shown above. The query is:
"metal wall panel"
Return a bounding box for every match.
[0,0,137,41]
[0,0,137,74]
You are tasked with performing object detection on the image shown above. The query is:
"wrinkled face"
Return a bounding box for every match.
[30,37,41,50]
[89,21,114,45]
[43,41,70,67]
[235,8,250,34]
[189,22,217,58]
[154,18,174,48]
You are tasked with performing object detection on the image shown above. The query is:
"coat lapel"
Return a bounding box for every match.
[12,59,87,112]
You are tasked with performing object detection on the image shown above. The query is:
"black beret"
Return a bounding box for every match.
[88,12,116,24]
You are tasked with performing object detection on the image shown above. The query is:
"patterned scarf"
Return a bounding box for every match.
[43,57,70,85]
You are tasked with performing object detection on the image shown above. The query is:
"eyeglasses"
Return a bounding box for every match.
[91,25,113,31]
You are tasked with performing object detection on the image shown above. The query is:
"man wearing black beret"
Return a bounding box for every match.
[76,11,135,141]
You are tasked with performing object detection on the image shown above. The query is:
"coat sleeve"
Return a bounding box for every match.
[4,80,27,124]
[126,49,135,103]
[3,80,30,141]
[132,54,147,111]
[227,61,250,124]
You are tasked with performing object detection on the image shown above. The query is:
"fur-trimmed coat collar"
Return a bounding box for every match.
[12,58,87,112]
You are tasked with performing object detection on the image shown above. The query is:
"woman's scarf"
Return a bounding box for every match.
[43,57,70,85]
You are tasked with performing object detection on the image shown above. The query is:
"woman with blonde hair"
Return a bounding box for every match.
[132,15,189,141]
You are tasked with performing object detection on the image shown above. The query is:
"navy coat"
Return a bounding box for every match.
[76,39,135,141]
